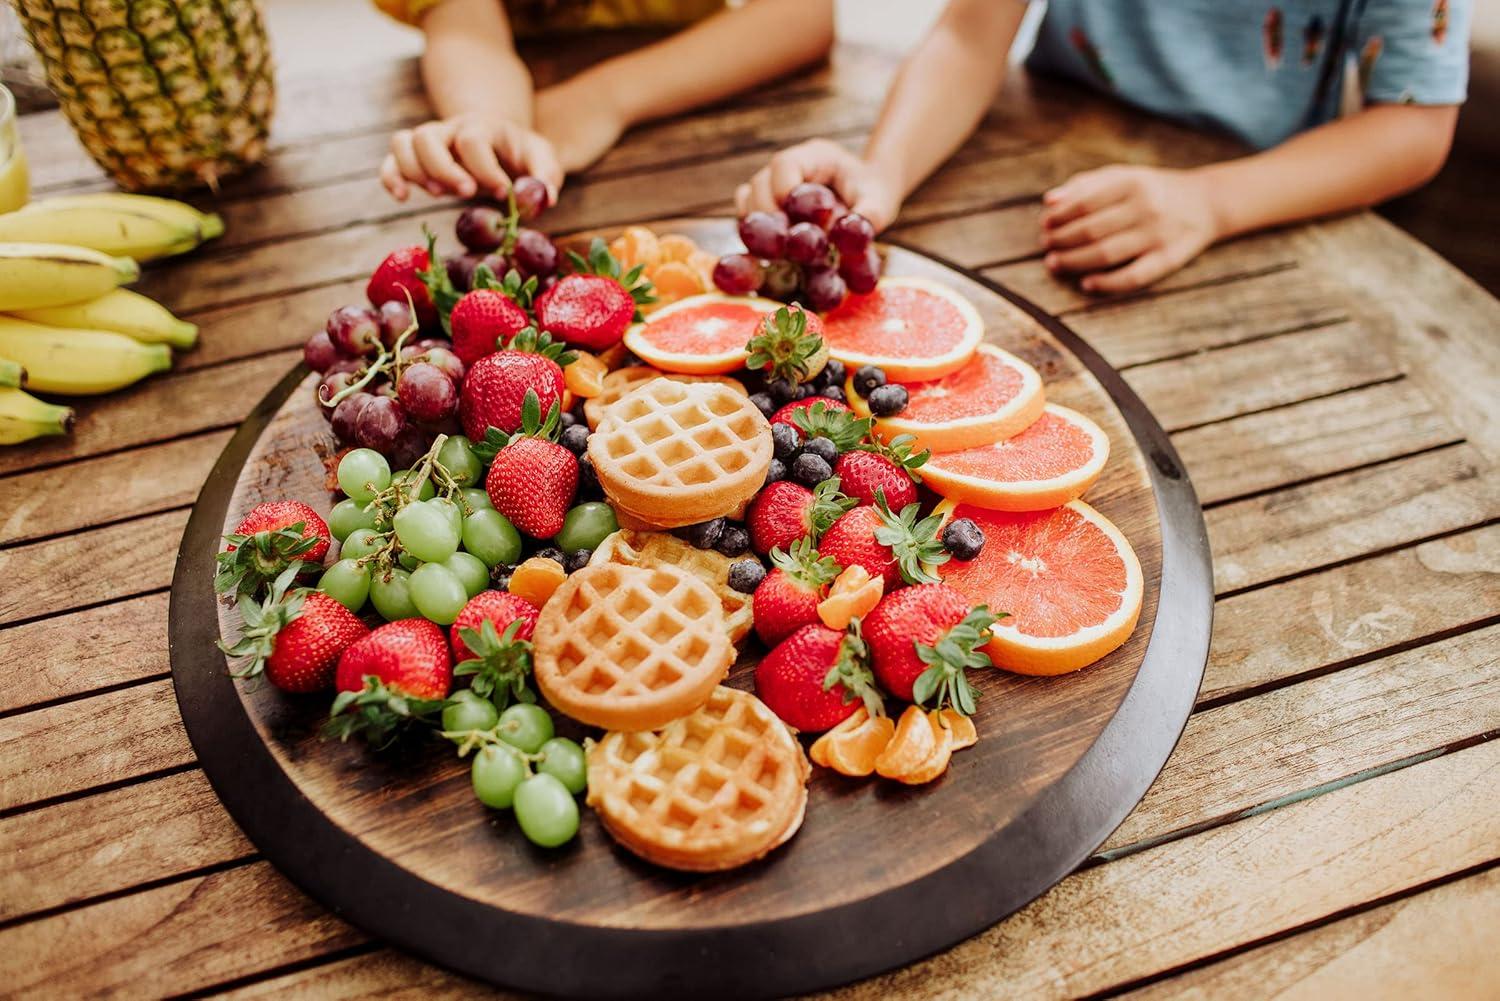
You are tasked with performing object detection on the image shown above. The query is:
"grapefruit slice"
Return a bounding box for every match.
[922,404,1109,511]
[846,344,1045,453]
[819,276,983,381]
[622,293,778,374]
[934,499,1143,675]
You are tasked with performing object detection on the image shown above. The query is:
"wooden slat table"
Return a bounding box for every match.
[4,38,1499,999]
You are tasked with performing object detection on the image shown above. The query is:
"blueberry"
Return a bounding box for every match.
[942,517,985,561]
[558,410,579,429]
[771,422,800,461]
[763,458,788,486]
[820,384,846,403]
[821,359,846,388]
[560,423,590,456]
[767,377,798,405]
[794,382,817,400]
[684,518,726,550]
[800,436,838,465]
[852,364,886,398]
[867,383,909,417]
[749,391,776,419]
[715,523,751,557]
[728,559,767,594]
[578,453,601,495]
[490,564,515,590]
[565,548,593,573]
[791,452,833,487]
[533,546,566,566]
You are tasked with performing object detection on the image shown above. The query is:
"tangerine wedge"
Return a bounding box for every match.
[819,277,983,381]
[922,404,1110,512]
[656,233,700,263]
[893,712,954,784]
[817,564,884,629]
[612,226,661,270]
[826,712,895,777]
[509,556,568,608]
[874,704,938,779]
[622,293,779,374]
[936,709,977,750]
[651,260,707,302]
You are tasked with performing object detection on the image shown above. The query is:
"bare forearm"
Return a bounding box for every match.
[564,0,834,128]
[864,0,1026,200]
[1199,104,1458,239]
[419,0,533,124]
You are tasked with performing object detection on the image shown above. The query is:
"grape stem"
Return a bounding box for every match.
[322,291,424,410]
[349,433,466,576]
[441,725,544,765]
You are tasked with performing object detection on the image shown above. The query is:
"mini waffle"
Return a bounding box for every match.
[589,529,754,644]
[584,365,746,429]
[586,686,810,871]
[587,378,771,524]
[533,562,732,731]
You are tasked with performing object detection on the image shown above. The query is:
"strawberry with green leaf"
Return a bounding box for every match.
[755,620,884,732]
[482,389,578,538]
[752,537,842,646]
[746,305,828,385]
[215,500,331,597]
[218,563,369,693]
[746,476,857,556]
[458,325,568,440]
[536,238,656,351]
[834,433,929,509]
[864,584,1001,714]
[819,493,949,588]
[327,618,454,748]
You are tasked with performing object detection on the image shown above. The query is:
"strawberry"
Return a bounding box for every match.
[834,450,918,510]
[216,500,331,596]
[746,477,855,556]
[771,397,852,434]
[752,537,840,646]
[746,305,828,385]
[452,593,538,708]
[863,584,999,713]
[218,565,369,693]
[450,289,530,367]
[459,344,565,440]
[483,391,578,538]
[819,497,949,589]
[367,245,436,326]
[755,622,883,732]
[327,618,454,747]
[535,237,656,350]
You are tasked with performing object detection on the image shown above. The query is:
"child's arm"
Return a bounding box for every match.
[380,0,562,202]
[735,0,1028,228]
[535,0,837,173]
[1041,103,1459,294]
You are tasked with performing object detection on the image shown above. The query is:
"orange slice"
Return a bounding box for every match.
[936,709,977,750]
[846,344,1046,453]
[874,704,937,778]
[816,564,884,629]
[819,277,983,381]
[935,498,1144,675]
[893,712,954,784]
[622,293,780,375]
[922,404,1109,511]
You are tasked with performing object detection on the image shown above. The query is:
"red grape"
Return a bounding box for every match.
[839,244,882,294]
[829,213,875,255]
[511,176,550,222]
[513,229,559,277]
[803,267,848,312]
[785,222,829,266]
[455,206,507,252]
[447,253,481,292]
[331,391,375,442]
[422,345,466,384]
[316,370,358,419]
[738,211,789,258]
[303,330,340,372]
[378,299,416,347]
[326,305,382,356]
[761,259,801,302]
[389,424,433,470]
[398,362,458,422]
[782,183,840,229]
[478,252,512,284]
[712,254,765,295]
[355,395,407,452]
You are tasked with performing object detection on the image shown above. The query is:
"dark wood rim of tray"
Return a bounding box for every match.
[169,239,1213,1000]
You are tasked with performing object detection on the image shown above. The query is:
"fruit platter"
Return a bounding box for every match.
[170,185,1211,999]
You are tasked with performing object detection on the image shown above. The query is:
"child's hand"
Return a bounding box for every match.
[735,140,902,230]
[380,114,564,202]
[1040,166,1222,294]
[534,83,626,174]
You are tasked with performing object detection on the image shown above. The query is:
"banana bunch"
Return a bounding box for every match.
[0,193,224,262]
[0,317,172,395]
[0,386,74,444]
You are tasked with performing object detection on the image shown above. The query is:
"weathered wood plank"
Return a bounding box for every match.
[1203,525,1500,703]
[890,203,1042,269]
[1125,865,1500,1001]
[0,510,186,626]
[0,769,253,922]
[0,592,170,715]
[0,679,192,813]
[1207,444,1499,593]
[0,431,229,546]
[225,948,485,1000]
[1170,378,1459,505]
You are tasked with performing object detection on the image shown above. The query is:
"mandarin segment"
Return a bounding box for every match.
[656,233,700,262]
[891,712,954,784]
[826,711,896,777]
[874,704,938,779]
[816,564,885,629]
[508,556,568,607]
[937,708,978,750]
[564,351,608,398]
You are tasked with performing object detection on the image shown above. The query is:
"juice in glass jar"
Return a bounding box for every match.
[0,85,30,214]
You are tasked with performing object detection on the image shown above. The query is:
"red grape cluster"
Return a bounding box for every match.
[712,182,881,311]
[446,176,559,293]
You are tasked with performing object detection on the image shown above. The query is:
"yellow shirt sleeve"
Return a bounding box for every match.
[371,0,446,27]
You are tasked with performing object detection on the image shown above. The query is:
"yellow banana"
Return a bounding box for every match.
[0,357,23,388]
[0,243,139,310]
[0,198,208,262]
[41,192,225,242]
[10,289,198,349]
[0,386,74,444]
[0,316,172,395]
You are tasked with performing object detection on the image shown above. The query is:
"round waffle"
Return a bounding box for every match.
[589,529,755,644]
[533,562,732,731]
[587,378,772,525]
[584,365,747,430]
[587,686,810,871]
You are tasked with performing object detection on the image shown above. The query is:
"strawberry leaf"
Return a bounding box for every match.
[216,562,307,678]
[872,492,949,585]
[416,226,462,335]
[472,426,511,463]
[324,675,447,749]
[215,523,320,596]
[858,432,930,481]
[809,476,858,538]
[769,536,841,589]
[911,606,1003,716]
[454,618,535,709]
[746,306,824,385]
[506,324,576,367]
[821,619,886,719]
[791,401,871,453]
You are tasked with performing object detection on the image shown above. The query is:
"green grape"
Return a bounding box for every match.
[337,448,391,505]
[497,702,554,754]
[429,496,465,538]
[458,486,492,514]
[369,566,417,620]
[536,737,587,795]
[340,528,386,562]
[328,498,378,541]
[471,744,528,810]
[556,502,619,554]
[390,468,436,502]
[461,508,522,567]
[443,690,500,733]
[393,500,460,563]
[409,562,467,625]
[398,550,421,571]
[438,435,483,487]
[318,558,370,612]
[444,551,489,598]
[513,773,580,847]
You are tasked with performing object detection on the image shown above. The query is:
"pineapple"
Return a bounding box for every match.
[13,0,274,192]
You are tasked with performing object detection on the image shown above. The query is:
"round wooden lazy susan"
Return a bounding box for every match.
[170,219,1213,999]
